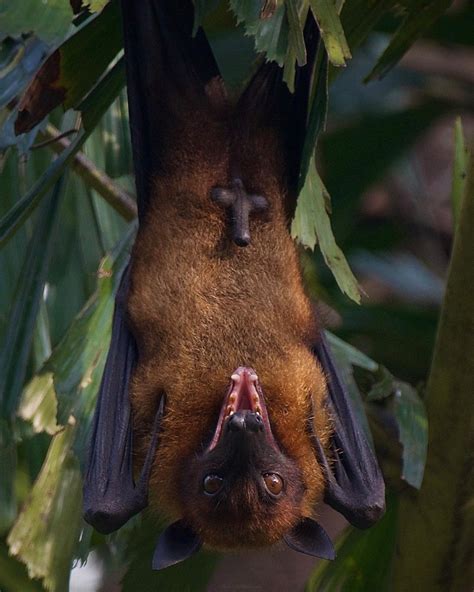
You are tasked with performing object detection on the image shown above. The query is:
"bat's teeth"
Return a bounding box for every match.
[229,392,237,403]
[249,374,258,382]
[231,374,241,382]
[255,405,262,415]
[226,405,234,416]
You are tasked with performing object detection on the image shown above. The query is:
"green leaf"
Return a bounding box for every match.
[0,419,17,534]
[229,0,289,65]
[326,330,378,371]
[15,2,122,134]
[0,541,44,592]
[325,331,375,443]
[363,363,428,488]
[451,117,469,228]
[365,0,451,80]
[309,0,351,66]
[339,0,395,57]
[18,372,60,436]
[7,230,134,590]
[291,157,361,303]
[298,46,328,192]
[0,58,125,248]
[78,56,126,133]
[89,0,109,11]
[7,425,83,592]
[393,381,428,489]
[366,366,395,401]
[306,496,397,591]
[30,228,133,455]
[0,174,66,419]
[286,0,307,66]
[0,0,74,43]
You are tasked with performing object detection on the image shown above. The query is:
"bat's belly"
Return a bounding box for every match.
[127,198,312,392]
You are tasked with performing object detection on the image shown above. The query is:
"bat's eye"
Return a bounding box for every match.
[203,474,223,495]
[263,473,283,496]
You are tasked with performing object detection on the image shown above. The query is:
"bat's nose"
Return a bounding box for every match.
[234,232,251,247]
[227,411,263,433]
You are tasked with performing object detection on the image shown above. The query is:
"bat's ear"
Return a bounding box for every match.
[152,520,202,570]
[312,333,386,529]
[283,518,335,560]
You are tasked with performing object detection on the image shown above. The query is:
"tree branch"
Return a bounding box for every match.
[38,124,137,221]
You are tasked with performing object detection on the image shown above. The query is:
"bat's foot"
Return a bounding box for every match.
[211,178,268,246]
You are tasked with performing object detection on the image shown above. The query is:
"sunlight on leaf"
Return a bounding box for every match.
[19,373,60,436]
[309,0,351,66]
[7,425,83,592]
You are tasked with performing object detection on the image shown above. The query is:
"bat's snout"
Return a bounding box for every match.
[227,410,264,433]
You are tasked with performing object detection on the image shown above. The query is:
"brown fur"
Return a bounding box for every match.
[127,84,330,549]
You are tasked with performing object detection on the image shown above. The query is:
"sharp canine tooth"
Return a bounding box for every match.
[231,374,240,382]
[249,374,258,382]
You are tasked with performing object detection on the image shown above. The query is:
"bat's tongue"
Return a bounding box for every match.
[207,367,276,451]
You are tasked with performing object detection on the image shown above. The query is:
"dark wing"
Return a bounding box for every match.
[83,266,164,534]
[235,12,321,215]
[120,0,220,219]
[312,331,386,529]
[84,0,220,537]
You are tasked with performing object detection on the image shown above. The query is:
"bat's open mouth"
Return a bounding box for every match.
[207,367,278,451]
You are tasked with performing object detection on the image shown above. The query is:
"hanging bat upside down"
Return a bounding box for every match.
[83,0,385,570]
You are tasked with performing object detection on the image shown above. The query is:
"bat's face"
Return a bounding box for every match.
[179,367,307,549]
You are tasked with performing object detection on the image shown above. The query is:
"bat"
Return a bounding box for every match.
[83,0,385,570]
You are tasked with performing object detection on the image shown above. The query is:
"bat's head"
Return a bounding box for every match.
[148,366,335,570]
[180,367,307,549]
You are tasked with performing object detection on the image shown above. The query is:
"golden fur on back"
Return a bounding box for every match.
[127,86,330,544]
